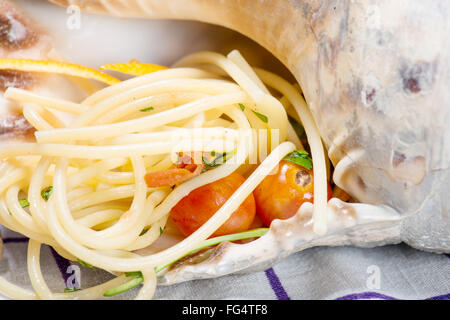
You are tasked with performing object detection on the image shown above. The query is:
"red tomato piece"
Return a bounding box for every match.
[253,160,332,226]
[170,172,256,237]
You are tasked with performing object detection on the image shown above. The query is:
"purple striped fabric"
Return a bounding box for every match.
[336,291,399,300]
[1,236,448,299]
[425,292,450,300]
[2,237,29,244]
[49,247,72,285]
[2,237,73,288]
[336,291,450,300]
[264,267,290,300]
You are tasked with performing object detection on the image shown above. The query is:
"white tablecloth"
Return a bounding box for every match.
[2,225,449,300]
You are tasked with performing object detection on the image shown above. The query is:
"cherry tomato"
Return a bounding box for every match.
[170,172,256,237]
[253,160,332,226]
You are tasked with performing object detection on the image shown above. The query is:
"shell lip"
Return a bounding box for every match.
[157,199,403,285]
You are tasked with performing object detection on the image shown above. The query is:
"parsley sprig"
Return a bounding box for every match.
[19,199,30,208]
[41,186,53,201]
[283,150,313,170]
[103,272,144,297]
[238,103,268,123]
[140,107,154,112]
[202,151,233,169]
[252,110,268,123]
[77,258,94,269]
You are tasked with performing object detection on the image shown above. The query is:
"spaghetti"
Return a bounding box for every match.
[0,50,328,300]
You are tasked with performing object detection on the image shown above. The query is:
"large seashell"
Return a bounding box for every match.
[0,0,89,144]
[42,0,450,285]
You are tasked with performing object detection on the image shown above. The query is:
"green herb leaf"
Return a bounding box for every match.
[103,277,143,297]
[283,150,313,170]
[238,103,245,111]
[159,227,164,235]
[139,228,149,236]
[155,228,269,273]
[202,152,232,168]
[19,199,30,208]
[103,272,143,297]
[125,271,143,278]
[202,156,212,167]
[64,287,80,293]
[41,186,53,201]
[77,258,94,269]
[140,107,154,112]
[251,110,268,123]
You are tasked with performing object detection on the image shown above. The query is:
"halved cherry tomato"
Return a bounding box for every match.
[253,160,332,226]
[170,172,256,237]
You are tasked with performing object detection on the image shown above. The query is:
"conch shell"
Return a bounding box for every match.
[0,0,88,143]
[37,0,450,285]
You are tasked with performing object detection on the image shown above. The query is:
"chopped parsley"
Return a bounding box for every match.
[283,150,313,170]
[252,110,268,123]
[64,287,80,293]
[139,226,163,237]
[140,107,154,112]
[238,103,268,123]
[19,199,30,208]
[202,152,232,168]
[125,271,143,278]
[41,186,53,201]
[77,258,94,269]
[104,272,144,297]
